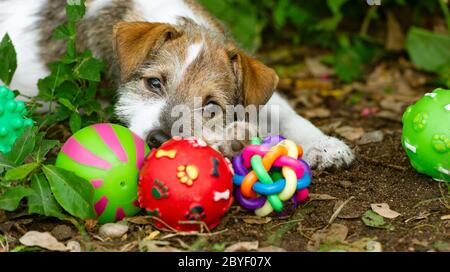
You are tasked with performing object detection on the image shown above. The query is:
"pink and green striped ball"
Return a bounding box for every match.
[55,124,150,223]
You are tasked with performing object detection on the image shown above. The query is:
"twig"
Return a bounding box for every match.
[150,216,179,233]
[414,196,450,208]
[328,196,355,225]
[13,223,27,235]
[120,241,138,252]
[359,155,407,171]
[160,229,228,240]
[178,221,211,233]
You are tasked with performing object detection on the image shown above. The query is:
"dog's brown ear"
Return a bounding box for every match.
[113,22,180,81]
[230,50,279,106]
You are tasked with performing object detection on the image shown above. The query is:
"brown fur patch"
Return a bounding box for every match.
[230,49,279,106]
[113,22,180,81]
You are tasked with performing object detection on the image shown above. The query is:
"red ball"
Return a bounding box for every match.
[138,137,234,231]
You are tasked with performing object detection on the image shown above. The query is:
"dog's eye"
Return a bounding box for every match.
[203,101,221,118]
[145,78,162,93]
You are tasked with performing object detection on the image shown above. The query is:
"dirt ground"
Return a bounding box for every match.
[0,50,449,252]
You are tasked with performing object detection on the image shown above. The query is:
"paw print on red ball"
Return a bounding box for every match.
[185,205,206,221]
[152,180,169,200]
[138,137,234,232]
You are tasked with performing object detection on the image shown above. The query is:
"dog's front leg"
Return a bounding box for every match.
[262,93,354,169]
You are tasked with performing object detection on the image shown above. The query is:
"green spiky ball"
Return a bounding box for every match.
[401,88,450,182]
[0,86,34,154]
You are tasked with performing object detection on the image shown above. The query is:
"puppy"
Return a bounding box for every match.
[0,0,354,169]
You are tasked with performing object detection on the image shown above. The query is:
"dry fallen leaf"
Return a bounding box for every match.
[385,11,405,51]
[319,121,343,134]
[66,240,81,252]
[242,216,272,225]
[380,99,407,113]
[144,230,160,241]
[126,216,152,225]
[305,57,335,77]
[19,231,68,252]
[258,246,287,252]
[357,131,384,145]
[371,203,401,219]
[335,126,365,141]
[99,222,129,238]
[308,224,348,251]
[441,215,450,220]
[304,107,331,118]
[376,111,402,122]
[225,241,259,252]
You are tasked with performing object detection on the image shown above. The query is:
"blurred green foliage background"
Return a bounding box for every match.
[199,0,450,85]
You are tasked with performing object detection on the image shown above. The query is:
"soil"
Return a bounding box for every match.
[0,52,449,253]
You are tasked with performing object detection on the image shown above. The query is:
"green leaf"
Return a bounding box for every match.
[406,27,450,72]
[52,25,72,40]
[69,112,82,133]
[58,98,76,111]
[28,173,65,219]
[6,126,36,165]
[273,0,290,29]
[42,165,95,219]
[333,47,363,82]
[362,211,394,230]
[55,81,79,100]
[0,186,32,211]
[327,0,348,14]
[66,0,86,22]
[0,34,17,85]
[31,139,60,163]
[4,162,40,181]
[74,56,104,82]
[0,154,16,174]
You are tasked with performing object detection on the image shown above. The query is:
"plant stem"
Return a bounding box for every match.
[439,0,450,35]
[360,6,378,36]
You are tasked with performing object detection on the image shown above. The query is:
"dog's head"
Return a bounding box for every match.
[113,19,278,153]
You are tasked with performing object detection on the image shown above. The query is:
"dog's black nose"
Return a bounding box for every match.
[147,130,171,148]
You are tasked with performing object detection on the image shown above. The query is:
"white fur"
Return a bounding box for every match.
[115,92,166,139]
[134,0,211,28]
[175,41,203,85]
[0,0,48,98]
[86,0,115,17]
[265,93,355,169]
[185,42,204,68]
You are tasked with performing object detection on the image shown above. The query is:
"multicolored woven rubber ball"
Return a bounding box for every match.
[232,135,312,217]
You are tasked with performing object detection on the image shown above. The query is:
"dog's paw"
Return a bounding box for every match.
[303,136,354,170]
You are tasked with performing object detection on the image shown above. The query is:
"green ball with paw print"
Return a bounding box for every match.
[401,88,450,182]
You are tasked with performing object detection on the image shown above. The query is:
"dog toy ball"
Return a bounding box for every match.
[402,88,450,182]
[55,124,150,223]
[138,137,234,232]
[232,135,312,217]
[0,85,34,154]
